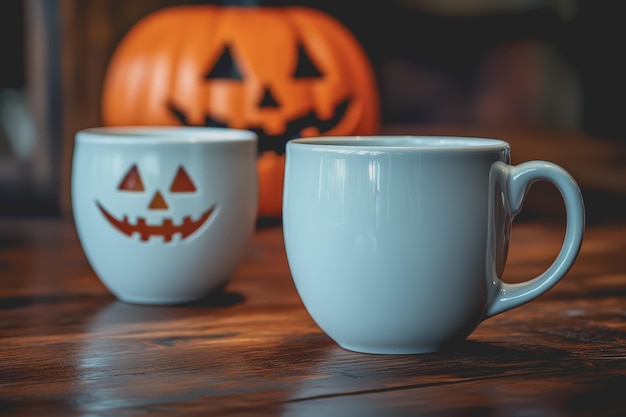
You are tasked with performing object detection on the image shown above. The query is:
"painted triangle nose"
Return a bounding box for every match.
[148,191,169,210]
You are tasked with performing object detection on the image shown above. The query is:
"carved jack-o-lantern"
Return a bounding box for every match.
[102,6,380,217]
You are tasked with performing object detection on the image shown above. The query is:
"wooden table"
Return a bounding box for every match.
[1,216,625,416]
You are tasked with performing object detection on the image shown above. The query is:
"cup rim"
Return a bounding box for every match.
[76,126,257,144]
[288,135,510,151]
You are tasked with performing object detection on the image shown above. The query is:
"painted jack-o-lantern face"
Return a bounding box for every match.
[96,164,215,242]
[102,6,380,217]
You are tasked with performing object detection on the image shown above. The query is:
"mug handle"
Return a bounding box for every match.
[484,161,585,319]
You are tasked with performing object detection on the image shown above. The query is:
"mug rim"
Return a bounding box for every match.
[288,135,509,151]
[76,126,257,144]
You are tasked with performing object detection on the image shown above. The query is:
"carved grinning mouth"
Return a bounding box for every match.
[167,98,350,154]
[96,201,215,242]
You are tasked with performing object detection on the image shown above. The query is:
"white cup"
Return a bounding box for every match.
[71,127,258,305]
[283,136,585,354]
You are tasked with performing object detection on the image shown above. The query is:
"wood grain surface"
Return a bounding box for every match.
[1,217,625,416]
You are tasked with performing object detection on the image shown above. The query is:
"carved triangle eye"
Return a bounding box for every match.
[170,166,196,193]
[293,45,323,79]
[205,45,243,80]
[118,165,144,192]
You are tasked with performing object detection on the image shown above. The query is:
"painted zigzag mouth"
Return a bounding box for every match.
[96,201,215,242]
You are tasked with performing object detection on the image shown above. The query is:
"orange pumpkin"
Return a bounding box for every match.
[102,5,380,218]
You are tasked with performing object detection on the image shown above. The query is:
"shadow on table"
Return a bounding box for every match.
[179,286,246,309]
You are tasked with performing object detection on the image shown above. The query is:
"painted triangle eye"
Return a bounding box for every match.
[118,164,144,192]
[170,166,196,193]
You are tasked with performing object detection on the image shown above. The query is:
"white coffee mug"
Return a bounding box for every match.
[283,136,585,354]
[72,127,258,305]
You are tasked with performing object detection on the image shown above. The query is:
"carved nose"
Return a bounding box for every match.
[258,86,280,108]
[148,191,169,210]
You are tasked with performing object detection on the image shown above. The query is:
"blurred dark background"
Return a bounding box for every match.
[1,0,624,222]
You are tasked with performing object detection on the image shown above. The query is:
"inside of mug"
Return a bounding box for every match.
[78,126,257,143]
[289,136,509,149]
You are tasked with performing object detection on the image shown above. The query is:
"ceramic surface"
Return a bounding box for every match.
[282,136,584,354]
[72,127,258,305]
